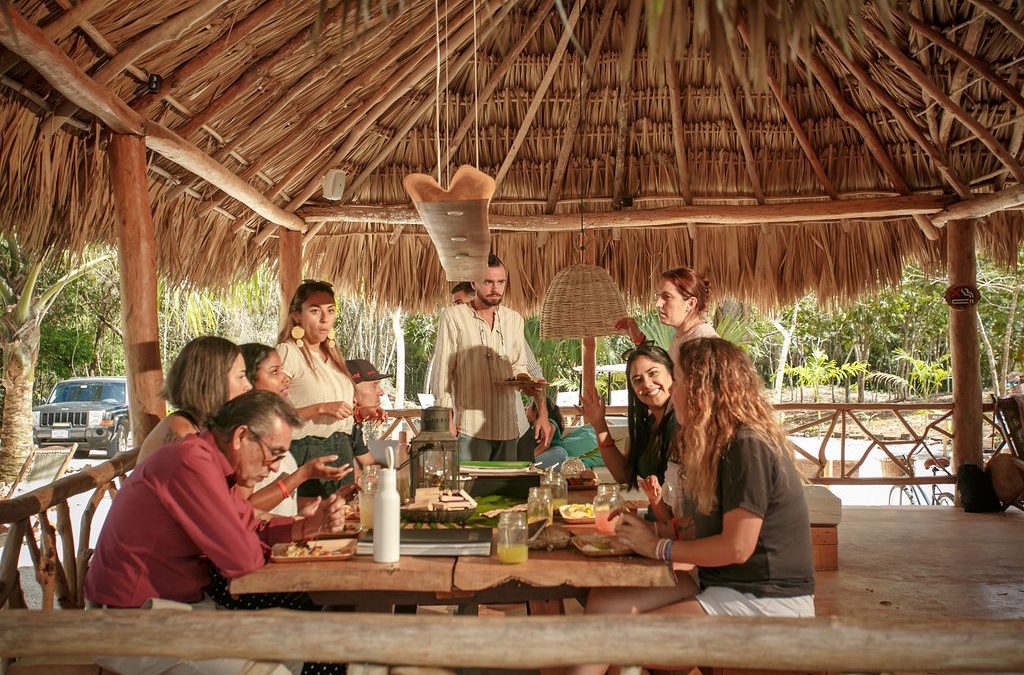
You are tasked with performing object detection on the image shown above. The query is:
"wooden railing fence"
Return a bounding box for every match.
[0,611,1023,672]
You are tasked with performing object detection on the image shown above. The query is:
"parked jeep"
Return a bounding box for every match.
[33,377,130,458]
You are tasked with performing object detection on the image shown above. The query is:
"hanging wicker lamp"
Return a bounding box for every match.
[540,264,628,339]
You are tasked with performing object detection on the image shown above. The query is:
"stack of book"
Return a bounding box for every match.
[356,527,493,556]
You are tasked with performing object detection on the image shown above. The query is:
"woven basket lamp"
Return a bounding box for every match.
[540,264,628,339]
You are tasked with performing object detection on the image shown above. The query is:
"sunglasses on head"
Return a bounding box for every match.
[621,340,671,362]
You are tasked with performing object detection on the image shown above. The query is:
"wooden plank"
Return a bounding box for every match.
[0,610,1022,672]
[719,68,764,203]
[666,60,695,203]
[453,545,676,592]
[229,555,456,595]
[278,229,302,332]
[109,134,166,446]
[298,194,954,229]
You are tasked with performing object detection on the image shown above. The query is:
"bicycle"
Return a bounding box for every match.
[888,454,955,506]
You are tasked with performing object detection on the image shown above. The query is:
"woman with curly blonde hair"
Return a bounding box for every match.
[569,338,814,675]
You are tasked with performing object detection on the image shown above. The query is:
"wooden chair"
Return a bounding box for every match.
[2,444,77,500]
[990,395,1024,460]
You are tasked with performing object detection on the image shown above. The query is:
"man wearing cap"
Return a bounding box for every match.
[346,358,392,471]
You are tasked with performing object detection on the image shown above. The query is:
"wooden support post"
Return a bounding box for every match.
[947,219,984,470]
[109,134,165,444]
[278,229,302,332]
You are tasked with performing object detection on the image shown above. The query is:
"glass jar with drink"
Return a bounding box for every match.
[542,468,568,510]
[527,486,553,527]
[358,465,380,529]
[593,483,624,535]
[497,511,528,564]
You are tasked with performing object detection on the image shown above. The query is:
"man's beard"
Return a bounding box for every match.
[479,293,503,307]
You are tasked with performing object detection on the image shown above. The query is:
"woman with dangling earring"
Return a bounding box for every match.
[616,267,718,355]
[276,280,372,501]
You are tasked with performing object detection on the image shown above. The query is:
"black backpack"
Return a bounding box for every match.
[956,463,1002,512]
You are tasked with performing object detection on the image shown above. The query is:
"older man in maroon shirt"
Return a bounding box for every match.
[85,390,349,609]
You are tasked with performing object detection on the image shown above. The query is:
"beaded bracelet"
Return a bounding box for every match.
[663,539,674,563]
[275,480,290,500]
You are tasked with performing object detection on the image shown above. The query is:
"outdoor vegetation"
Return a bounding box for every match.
[1,240,1022,478]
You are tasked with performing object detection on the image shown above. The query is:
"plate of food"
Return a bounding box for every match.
[567,471,599,490]
[494,374,549,388]
[310,520,362,538]
[571,534,632,557]
[558,503,595,524]
[270,538,357,563]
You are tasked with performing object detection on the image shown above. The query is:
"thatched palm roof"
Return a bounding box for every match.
[1,0,1023,312]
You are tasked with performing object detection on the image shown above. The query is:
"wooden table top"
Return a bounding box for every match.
[231,526,676,597]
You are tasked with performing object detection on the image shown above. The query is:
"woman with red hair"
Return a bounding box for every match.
[616,266,718,354]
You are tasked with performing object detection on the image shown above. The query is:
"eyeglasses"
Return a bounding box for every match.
[621,340,671,362]
[250,431,290,465]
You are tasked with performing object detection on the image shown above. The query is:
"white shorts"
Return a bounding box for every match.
[696,585,815,617]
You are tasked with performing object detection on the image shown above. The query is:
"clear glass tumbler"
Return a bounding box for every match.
[497,511,528,564]
[593,483,624,535]
[527,485,553,527]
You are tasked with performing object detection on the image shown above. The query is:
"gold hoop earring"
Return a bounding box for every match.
[327,327,336,347]
[291,325,305,347]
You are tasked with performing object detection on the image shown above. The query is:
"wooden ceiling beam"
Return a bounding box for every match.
[130,0,287,116]
[719,67,765,204]
[798,46,941,240]
[666,60,694,204]
[863,20,1024,184]
[345,3,515,201]
[545,0,618,214]
[967,0,1024,44]
[298,194,955,230]
[433,0,556,176]
[931,184,1024,226]
[49,0,230,129]
[610,0,642,210]
[932,15,985,146]
[0,0,110,77]
[901,10,1024,135]
[817,25,972,199]
[493,0,585,189]
[173,1,348,140]
[191,2,435,216]
[0,5,305,232]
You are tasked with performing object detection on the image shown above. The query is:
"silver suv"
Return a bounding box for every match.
[33,377,130,458]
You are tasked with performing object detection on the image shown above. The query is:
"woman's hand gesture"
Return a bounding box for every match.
[320,401,354,420]
[580,384,607,430]
[614,511,660,559]
[638,475,663,507]
[614,317,646,346]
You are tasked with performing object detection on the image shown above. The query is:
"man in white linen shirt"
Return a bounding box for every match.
[429,254,553,461]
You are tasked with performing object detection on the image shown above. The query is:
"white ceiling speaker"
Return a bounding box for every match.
[323,169,347,201]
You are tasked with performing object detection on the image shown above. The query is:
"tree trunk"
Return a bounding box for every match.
[88,320,106,376]
[0,324,39,482]
[978,318,999,396]
[771,304,798,404]
[1000,283,1019,391]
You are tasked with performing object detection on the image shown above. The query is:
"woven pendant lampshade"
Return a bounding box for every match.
[540,264,628,339]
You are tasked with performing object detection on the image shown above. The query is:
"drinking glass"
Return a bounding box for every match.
[497,511,528,564]
[542,468,569,511]
[358,465,380,529]
[593,483,624,535]
[527,486,553,527]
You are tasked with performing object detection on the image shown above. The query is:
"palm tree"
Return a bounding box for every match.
[0,236,112,482]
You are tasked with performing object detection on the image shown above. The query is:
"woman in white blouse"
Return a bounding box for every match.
[276,280,373,500]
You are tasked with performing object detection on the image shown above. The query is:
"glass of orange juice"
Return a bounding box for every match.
[497,511,528,564]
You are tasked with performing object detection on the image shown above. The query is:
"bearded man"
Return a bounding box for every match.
[429,254,553,461]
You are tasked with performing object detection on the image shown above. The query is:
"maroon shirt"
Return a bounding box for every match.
[85,431,293,607]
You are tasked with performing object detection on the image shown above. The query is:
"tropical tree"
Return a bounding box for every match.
[0,237,112,482]
[786,350,841,402]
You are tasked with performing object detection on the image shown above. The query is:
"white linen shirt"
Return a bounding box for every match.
[276,341,355,440]
[429,303,532,441]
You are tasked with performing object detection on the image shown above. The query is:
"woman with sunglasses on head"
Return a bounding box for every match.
[277,280,373,503]
[580,342,677,508]
[616,266,718,355]
[237,343,353,517]
[137,336,253,464]
[569,339,814,675]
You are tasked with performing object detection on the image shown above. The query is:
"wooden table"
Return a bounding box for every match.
[231,525,677,611]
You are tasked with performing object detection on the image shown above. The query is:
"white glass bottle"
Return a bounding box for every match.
[373,467,400,563]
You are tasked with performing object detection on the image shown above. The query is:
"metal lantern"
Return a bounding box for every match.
[407,406,460,492]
